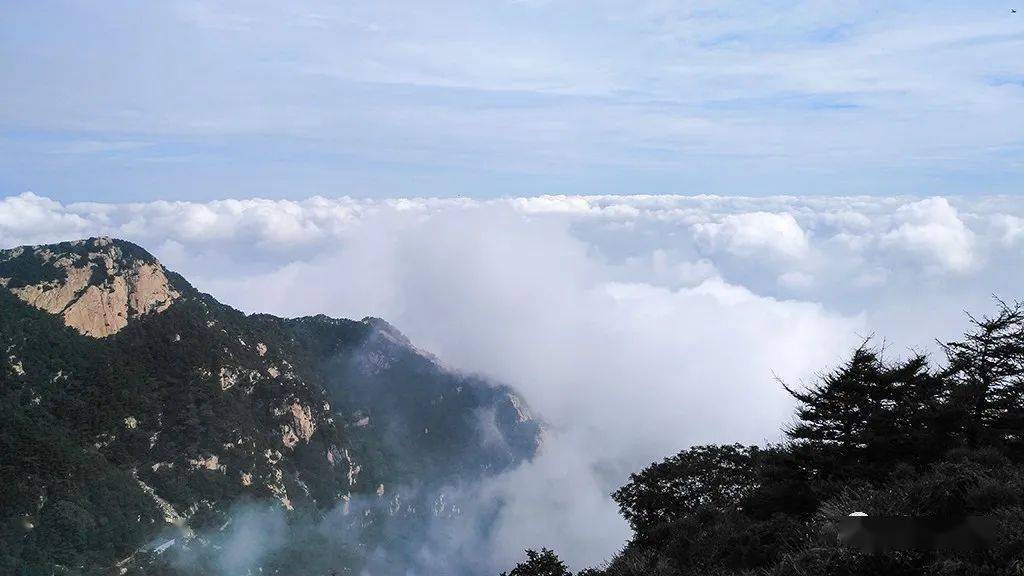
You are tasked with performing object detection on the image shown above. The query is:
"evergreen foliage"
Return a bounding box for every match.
[515,300,1024,576]
[501,549,573,576]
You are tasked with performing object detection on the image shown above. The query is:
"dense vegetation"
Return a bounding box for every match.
[0,238,541,575]
[505,300,1024,576]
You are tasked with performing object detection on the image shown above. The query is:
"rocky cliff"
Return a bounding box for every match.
[0,237,542,575]
[0,237,181,337]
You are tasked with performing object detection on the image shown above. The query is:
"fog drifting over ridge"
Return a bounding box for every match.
[3,192,1024,570]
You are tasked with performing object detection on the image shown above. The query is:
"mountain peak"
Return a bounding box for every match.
[360,316,412,346]
[0,237,183,337]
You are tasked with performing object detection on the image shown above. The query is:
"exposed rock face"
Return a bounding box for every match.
[187,454,224,472]
[0,237,181,337]
[0,236,544,575]
[280,402,316,449]
[289,402,317,443]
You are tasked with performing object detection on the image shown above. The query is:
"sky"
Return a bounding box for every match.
[2,0,1024,201]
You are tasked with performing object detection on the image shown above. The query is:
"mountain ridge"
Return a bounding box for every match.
[0,237,542,575]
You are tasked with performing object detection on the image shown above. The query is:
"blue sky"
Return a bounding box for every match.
[1,0,1022,202]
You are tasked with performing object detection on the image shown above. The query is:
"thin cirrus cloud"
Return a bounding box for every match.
[2,1,1023,200]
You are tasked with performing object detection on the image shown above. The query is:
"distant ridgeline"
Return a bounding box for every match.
[0,237,542,575]
[502,301,1024,576]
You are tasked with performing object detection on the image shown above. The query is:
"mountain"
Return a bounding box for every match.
[0,237,542,575]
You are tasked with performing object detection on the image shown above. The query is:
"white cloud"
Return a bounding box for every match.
[511,195,642,218]
[778,270,815,289]
[883,197,975,273]
[0,193,91,247]
[2,192,1023,570]
[236,206,858,571]
[692,211,810,260]
[993,214,1024,246]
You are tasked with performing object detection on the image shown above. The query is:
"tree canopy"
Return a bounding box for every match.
[508,300,1024,576]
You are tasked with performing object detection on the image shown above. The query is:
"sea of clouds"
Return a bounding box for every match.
[3,192,1023,571]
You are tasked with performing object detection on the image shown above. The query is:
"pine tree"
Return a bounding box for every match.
[941,300,1024,457]
[783,344,950,483]
[501,549,572,576]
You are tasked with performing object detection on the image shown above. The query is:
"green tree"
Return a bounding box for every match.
[611,444,762,534]
[941,300,1024,456]
[501,548,572,576]
[783,345,952,483]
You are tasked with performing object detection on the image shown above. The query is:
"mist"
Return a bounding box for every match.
[4,193,1024,571]
[194,206,865,570]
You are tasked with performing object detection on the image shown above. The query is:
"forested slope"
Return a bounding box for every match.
[0,237,542,575]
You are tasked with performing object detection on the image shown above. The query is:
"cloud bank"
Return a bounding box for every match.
[2,192,1023,570]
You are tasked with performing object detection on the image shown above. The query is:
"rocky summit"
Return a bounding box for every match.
[0,237,542,575]
[0,237,182,338]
